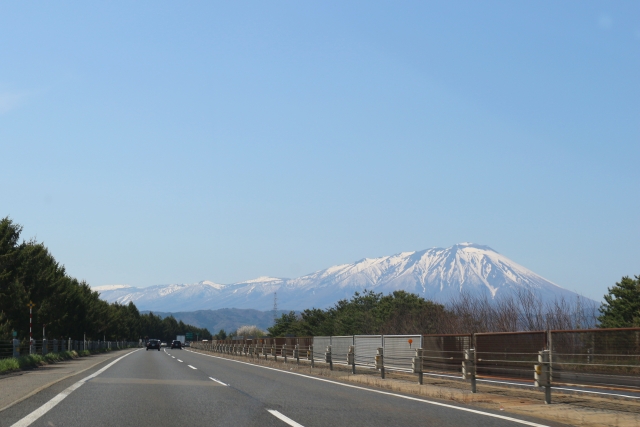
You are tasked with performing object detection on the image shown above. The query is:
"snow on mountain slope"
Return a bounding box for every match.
[95,243,584,312]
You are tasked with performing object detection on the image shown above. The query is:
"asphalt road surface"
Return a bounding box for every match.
[2,348,567,427]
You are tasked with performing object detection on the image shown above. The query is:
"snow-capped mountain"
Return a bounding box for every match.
[94,243,584,312]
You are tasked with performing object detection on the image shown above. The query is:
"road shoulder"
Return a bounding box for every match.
[0,349,137,413]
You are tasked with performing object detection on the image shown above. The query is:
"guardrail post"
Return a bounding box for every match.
[376,347,384,379]
[462,349,476,393]
[413,348,423,384]
[325,345,332,370]
[272,344,277,362]
[283,344,287,363]
[13,338,20,358]
[348,345,355,374]
[535,350,551,404]
[309,345,314,368]
[294,344,300,365]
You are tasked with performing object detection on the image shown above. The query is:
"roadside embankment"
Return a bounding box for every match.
[0,348,112,375]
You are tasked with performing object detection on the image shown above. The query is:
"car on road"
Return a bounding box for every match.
[146,339,161,351]
[171,340,182,349]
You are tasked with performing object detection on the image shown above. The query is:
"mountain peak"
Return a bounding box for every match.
[96,243,585,312]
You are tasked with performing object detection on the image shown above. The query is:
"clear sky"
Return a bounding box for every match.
[2,1,638,302]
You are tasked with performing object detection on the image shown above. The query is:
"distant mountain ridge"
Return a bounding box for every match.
[94,243,585,312]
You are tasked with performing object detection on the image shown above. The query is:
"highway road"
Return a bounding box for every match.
[2,348,567,427]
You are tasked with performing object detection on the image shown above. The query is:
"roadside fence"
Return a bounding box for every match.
[192,327,640,404]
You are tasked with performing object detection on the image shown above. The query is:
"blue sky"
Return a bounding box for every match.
[1,1,638,301]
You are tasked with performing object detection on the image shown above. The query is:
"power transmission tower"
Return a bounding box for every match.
[273,292,278,324]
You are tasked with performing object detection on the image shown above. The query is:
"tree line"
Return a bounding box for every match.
[268,277,639,337]
[0,217,211,342]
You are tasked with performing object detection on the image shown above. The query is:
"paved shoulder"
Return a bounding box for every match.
[0,350,138,413]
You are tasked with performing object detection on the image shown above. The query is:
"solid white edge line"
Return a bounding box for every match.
[188,365,197,370]
[10,349,141,427]
[185,350,548,427]
[209,377,229,386]
[267,409,305,427]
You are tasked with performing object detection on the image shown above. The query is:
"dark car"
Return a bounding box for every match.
[171,340,182,349]
[146,339,161,351]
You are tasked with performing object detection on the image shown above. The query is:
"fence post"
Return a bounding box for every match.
[413,348,423,384]
[294,344,300,365]
[535,350,551,404]
[325,345,332,370]
[283,344,287,363]
[348,345,355,374]
[13,338,20,358]
[42,339,48,355]
[376,347,384,379]
[462,348,476,393]
[309,345,314,368]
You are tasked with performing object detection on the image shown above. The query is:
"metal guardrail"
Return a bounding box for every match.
[192,327,640,403]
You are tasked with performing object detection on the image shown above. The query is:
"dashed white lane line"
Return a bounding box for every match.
[209,377,229,386]
[177,359,183,362]
[268,410,305,427]
[188,365,197,370]
[172,356,175,359]
[10,349,141,427]
[185,350,549,427]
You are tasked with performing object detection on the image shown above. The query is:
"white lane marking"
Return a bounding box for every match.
[268,409,305,427]
[172,356,176,359]
[209,377,229,386]
[185,350,548,427]
[10,349,141,427]
[177,359,183,362]
[188,365,197,370]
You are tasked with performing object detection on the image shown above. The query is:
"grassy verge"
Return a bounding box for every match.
[0,347,115,375]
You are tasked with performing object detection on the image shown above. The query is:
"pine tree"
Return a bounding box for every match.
[598,275,640,328]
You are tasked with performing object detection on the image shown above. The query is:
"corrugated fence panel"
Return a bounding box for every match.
[331,336,354,365]
[383,335,421,371]
[313,336,331,362]
[354,335,382,367]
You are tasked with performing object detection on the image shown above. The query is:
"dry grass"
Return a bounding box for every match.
[190,347,640,427]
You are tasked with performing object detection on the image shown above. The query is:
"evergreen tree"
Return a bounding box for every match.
[598,275,640,328]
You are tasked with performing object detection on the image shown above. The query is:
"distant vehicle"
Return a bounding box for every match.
[146,339,160,351]
[160,342,167,347]
[176,335,186,345]
[183,342,190,347]
[171,340,182,349]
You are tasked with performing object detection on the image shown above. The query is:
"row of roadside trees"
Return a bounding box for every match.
[0,217,211,342]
